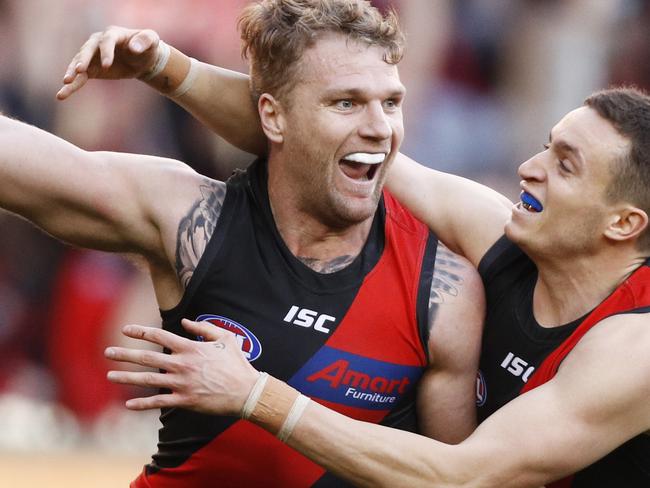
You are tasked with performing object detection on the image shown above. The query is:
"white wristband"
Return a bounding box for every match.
[140,40,171,81]
[276,394,310,443]
[168,57,199,98]
[241,372,269,420]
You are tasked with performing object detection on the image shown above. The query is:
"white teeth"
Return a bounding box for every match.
[343,152,386,164]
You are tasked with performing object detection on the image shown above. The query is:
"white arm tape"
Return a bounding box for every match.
[277,394,311,443]
[168,57,199,98]
[140,40,171,81]
[241,372,269,420]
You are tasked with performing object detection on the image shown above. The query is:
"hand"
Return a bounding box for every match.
[105,319,260,416]
[57,26,161,100]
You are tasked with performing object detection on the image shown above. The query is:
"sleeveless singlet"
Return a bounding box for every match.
[477,235,650,487]
[132,159,438,487]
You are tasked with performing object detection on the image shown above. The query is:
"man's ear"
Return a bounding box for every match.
[258,93,284,144]
[604,205,649,243]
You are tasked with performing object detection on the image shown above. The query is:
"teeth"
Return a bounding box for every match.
[520,191,543,212]
[343,152,385,164]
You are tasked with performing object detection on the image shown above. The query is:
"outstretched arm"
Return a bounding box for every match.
[106,314,650,487]
[0,113,219,308]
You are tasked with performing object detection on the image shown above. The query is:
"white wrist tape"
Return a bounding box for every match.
[241,372,269,420]
[276,394,310,443]
[168,57,199,98]
[140,40,171,81]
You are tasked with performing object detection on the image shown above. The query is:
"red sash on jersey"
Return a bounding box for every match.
[520,262,650,488]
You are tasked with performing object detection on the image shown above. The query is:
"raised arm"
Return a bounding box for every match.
[57,26,266,155]
[105,314,650,487]
[386,154,513,266]
[59,26,513,266]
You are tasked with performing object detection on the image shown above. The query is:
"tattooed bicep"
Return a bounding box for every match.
[427,242,472,328]
[175,179,227,288]
[429,243,467,304]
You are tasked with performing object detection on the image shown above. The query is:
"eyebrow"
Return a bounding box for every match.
[324,86,406,100]
[548,132,585,171]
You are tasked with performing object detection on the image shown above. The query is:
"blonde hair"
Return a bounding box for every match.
[239,0,404,103]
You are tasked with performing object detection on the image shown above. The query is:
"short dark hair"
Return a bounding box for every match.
[238,0,405,103]
[584,87,650,251]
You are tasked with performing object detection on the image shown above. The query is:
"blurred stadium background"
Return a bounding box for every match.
[1,0,649,485]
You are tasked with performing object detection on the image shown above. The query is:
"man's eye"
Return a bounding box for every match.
[559,160,571,173]
[542,143,550,150]
[336,100,353,110]
[384,99,397,109]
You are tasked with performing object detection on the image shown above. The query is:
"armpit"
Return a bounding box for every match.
[175,178,227,288]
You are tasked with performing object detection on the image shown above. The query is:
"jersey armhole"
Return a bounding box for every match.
[478,234,514,285]
[415,232,439,361]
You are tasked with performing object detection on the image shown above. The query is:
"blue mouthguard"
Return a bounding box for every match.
[521,192,543,212]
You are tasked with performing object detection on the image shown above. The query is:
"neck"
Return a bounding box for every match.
[267,158,375,273]
[531,247,646,327]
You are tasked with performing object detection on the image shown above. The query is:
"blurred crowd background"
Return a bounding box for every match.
[1,0,649,483]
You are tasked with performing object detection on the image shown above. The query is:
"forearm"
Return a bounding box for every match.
[289,400,464,487]
[142,45,267,156]
[248,375,469,487]
[248,375,568,488]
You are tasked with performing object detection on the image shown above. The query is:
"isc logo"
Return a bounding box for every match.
[500,352,535,383]
[283,305,335,334]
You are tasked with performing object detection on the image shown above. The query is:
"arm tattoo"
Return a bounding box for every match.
[175,179,226,288]
[298,254,355,274]
[428,242,465,329]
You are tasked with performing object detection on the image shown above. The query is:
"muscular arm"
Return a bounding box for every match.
[386,156,513,266]
[284,313,650,487]
[0,114,223,307]
[417,244,484,442]
[107,313,650,487]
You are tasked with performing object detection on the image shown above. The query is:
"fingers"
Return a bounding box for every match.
[128,29,159,54]
[97,28,125,68]
[181,318,227,342]
[56,71,88,100]
[104,345,176,371]
[124,393,185,411]
[58,32,102,100]
[120,324,193,351]
[107,369,177,390]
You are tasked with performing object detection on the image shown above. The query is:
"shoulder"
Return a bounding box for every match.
[557,312,650,429]
[570,312,650,370]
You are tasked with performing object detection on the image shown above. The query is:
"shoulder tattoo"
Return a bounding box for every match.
[298,254,355,274]
[428,242,466,329]
[175,179,226,288]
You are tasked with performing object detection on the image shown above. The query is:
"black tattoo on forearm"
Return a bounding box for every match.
[175,179,226,288]
[298,254,355,273]
[428,243,465,328]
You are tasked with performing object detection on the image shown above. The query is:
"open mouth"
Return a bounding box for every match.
[339,152,386,181]
[520,191,543,212]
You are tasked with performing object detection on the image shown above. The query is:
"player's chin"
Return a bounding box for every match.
[334,194,380,224]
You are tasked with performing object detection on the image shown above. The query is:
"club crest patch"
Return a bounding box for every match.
[196,314,263,362]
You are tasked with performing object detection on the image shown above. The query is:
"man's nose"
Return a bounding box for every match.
[358,101,392,140]
[517,151,547,182]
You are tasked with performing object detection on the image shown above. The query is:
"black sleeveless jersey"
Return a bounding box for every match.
[132,160,439,487]
[477,235,650,487]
